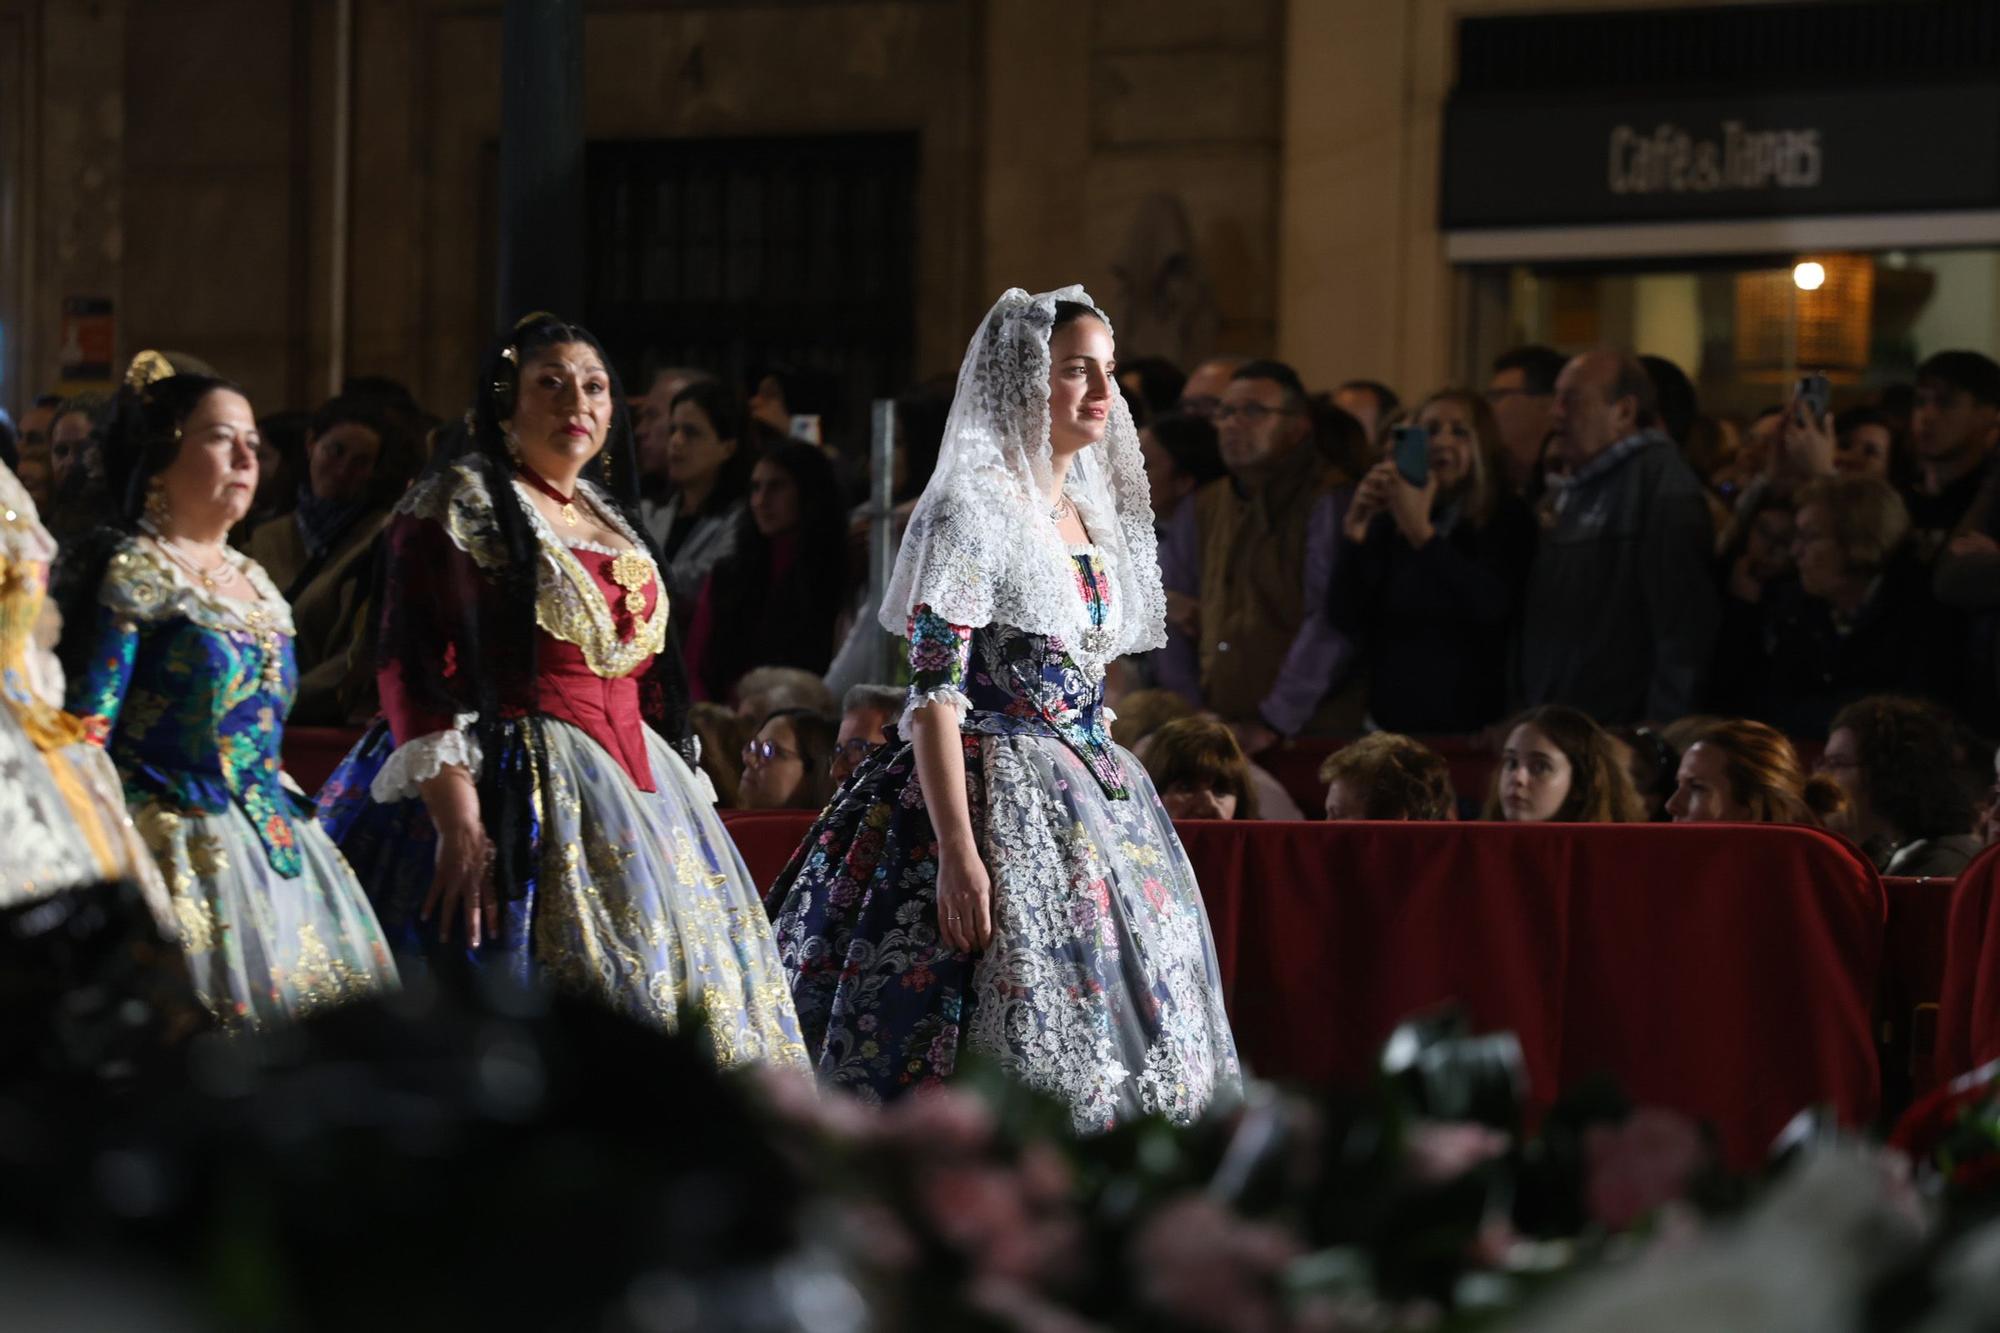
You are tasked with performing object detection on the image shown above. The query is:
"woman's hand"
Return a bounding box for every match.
[1777,402,1836,481]
[936,837,993,953]
[1342,464,1393,543]
[419,765,497,947]
[1380,461,1440,547]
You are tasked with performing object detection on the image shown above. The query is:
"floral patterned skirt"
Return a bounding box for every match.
[768,731,1242,1132]
[319,717,808,1070]
[131,795,397,1028]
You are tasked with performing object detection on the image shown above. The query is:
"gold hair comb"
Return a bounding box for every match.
[123,350,176,391]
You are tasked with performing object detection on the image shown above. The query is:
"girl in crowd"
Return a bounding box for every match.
[1485,704,1645,823]
[683,438,848,703]
[1142,715,1258,820]
[1664,719,1846,826]
[769,287,1240,1131]
[315,313,804,1067]
[57,352,395,1025]
[1320,732,1456,821]
[0,455,168,917]
[1820,695,1984,876]
[641,379,757,612]
[1328,388,1536,734]
[737,707,838,811]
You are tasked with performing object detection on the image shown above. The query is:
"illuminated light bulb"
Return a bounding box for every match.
[1793,261,1827,292]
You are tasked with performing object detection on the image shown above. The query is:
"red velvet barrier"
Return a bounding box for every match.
[1934,845,2000,1084]
[1882,875,1955,1100]
[1176,819,1883,1167]
[285,726,366,796]
[721,809,819,889]
[721,810,1883,1166]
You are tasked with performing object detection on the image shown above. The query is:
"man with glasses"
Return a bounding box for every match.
[1485,345,1565,496]
[1175,356,1244,420]
[830,683,902,786]
[1156,359,1356,755]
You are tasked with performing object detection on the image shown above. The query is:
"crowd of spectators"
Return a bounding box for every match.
[11,328,2000,874]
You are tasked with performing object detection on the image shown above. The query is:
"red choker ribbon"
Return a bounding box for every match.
[516,465,581,527]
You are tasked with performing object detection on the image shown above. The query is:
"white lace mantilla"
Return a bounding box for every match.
[881,286,1167,665]
[369,713,484,802]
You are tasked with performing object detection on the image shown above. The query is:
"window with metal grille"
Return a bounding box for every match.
[585,133,919,460]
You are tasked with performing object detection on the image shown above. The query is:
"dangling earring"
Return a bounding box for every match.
[504,429,523,466]
[144,478,171,531]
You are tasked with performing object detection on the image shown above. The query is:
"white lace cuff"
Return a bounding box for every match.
[899,685,972,735]
[369,714,484,802]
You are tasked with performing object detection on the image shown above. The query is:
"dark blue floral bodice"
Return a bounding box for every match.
[908,550,1127,798]
[68,538,309,876]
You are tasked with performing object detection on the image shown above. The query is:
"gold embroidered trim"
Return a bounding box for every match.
[401,464,667,681]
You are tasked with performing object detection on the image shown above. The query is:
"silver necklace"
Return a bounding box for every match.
[1049,494,1074,523]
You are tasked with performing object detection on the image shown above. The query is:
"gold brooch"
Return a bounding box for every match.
[609,550,652,615]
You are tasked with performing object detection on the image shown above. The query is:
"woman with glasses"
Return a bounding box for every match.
[315,313,805,1070]
[737,707,837,811]
[768,287,1241,1133]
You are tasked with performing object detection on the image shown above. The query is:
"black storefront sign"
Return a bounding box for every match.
[1442,83,2000,230]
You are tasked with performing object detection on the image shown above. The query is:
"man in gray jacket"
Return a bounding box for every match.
[1515,348,1719,723]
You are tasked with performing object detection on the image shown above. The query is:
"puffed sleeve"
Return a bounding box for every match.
[65,601,139,737]
[900,603,973,732]
[368,512,486,800]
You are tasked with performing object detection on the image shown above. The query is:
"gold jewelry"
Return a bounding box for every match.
[151,530,235,594]
[124,350,176,391]
[608,549,652,615]
[504,430,524,466]
[144,479,172,529]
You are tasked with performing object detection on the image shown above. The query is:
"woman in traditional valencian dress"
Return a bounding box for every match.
[768,288,1241,1131]
[316,314,804,1069]
[0,457,169,919]
[56,353,396,1025]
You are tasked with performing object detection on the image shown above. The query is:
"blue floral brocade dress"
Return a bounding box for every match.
[769,547,1241,1131]
[67,538,397,1025]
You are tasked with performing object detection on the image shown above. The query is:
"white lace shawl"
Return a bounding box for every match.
[878,286,1167,679]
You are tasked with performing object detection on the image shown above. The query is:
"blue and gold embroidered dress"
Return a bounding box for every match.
[67,535,396,1025]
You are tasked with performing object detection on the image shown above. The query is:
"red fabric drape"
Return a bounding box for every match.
[725,811,1882,1167]
[1934,844,2000,1085]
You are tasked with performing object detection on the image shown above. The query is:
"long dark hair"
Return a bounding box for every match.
[668,379,757,519]
[54,370,243,685]
[698,439,848,701]
[374,314,693,895]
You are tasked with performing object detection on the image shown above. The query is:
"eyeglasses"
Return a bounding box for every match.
[741,738,803,767]
[1210,403,1294,425]
[828,737,875,774]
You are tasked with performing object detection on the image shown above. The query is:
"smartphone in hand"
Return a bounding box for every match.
[1795,372,1831,422]
[1391,424,1430,487]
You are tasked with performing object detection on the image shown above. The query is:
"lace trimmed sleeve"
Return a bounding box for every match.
[368,713,484,802]
[900,603,973,732]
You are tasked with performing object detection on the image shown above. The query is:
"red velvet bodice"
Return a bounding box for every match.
[532,549,661,792]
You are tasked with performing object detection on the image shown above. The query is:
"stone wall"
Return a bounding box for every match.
[3,0,1758,420]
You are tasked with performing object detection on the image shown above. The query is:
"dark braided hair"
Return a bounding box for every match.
[54,369,243,686]
[374,315,694,897]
